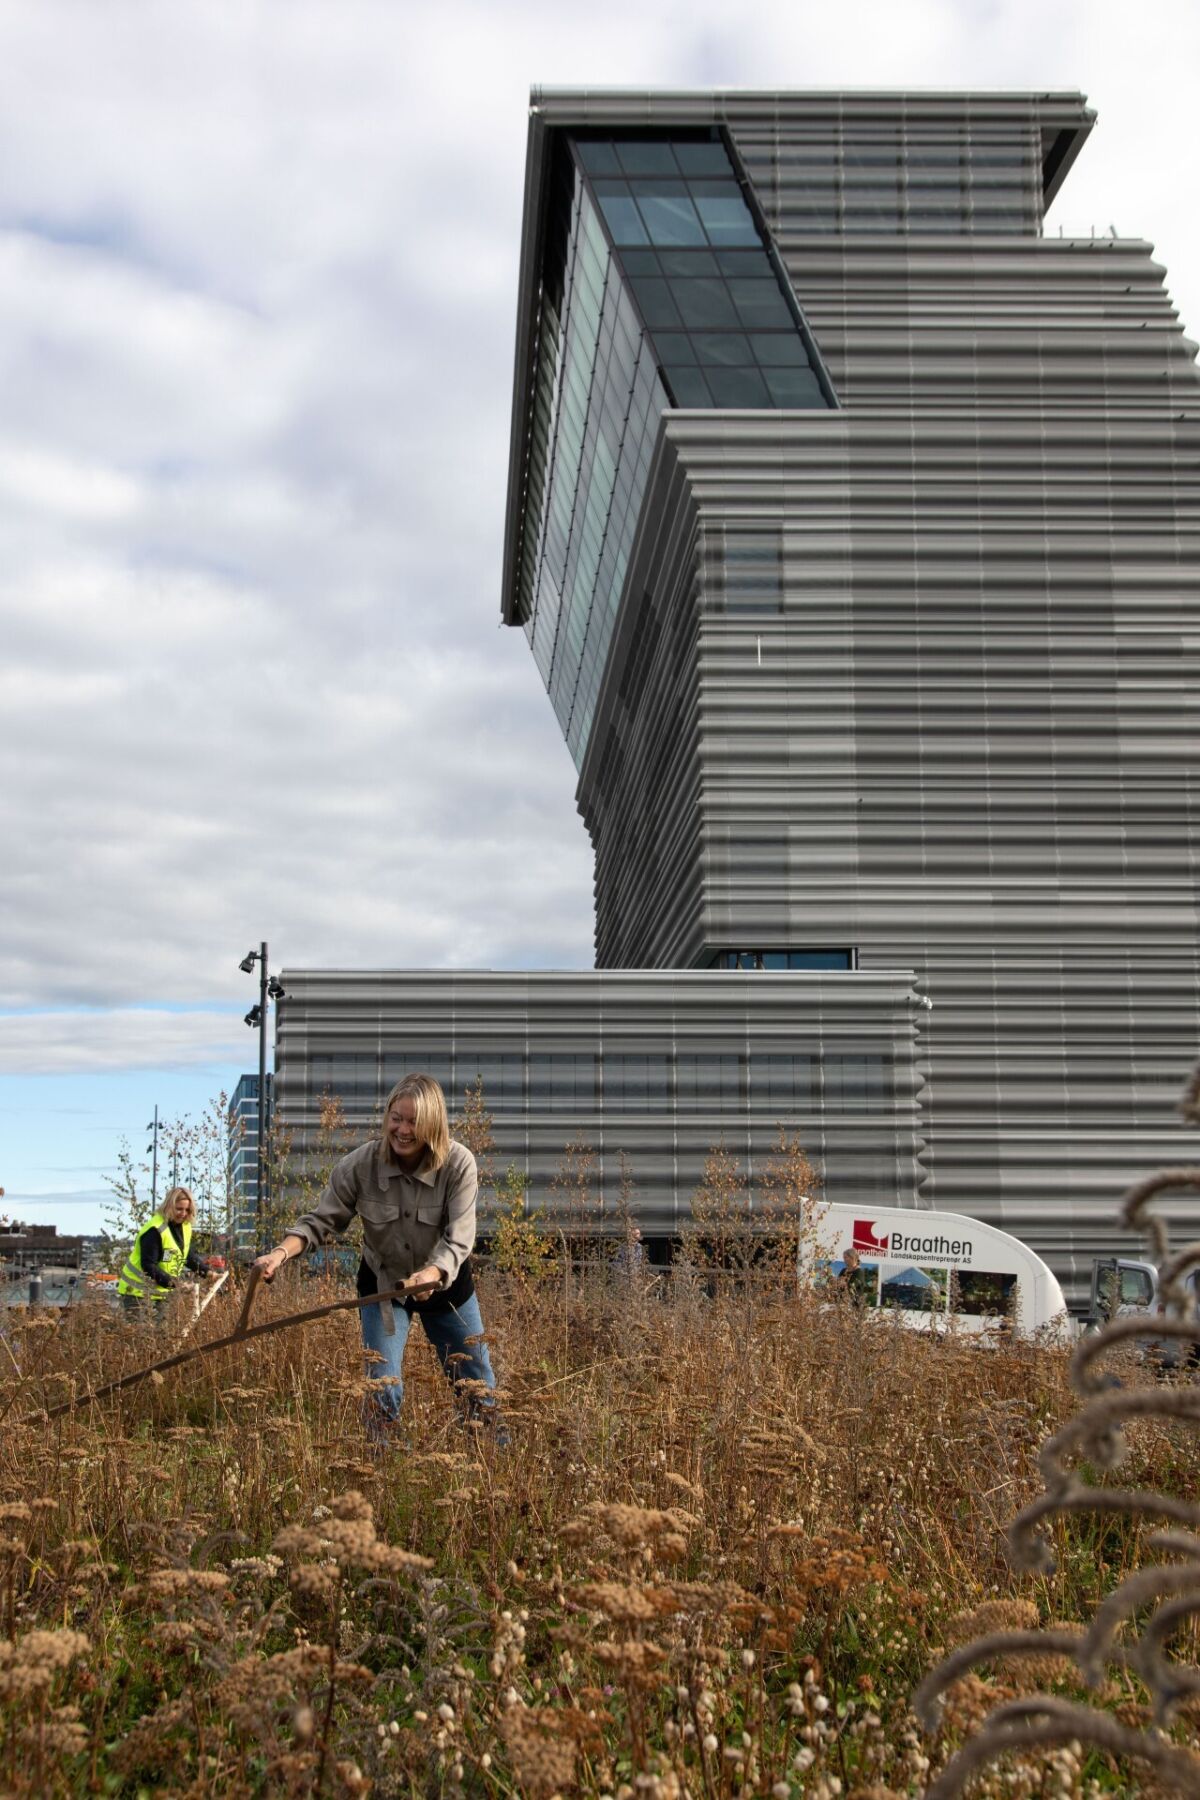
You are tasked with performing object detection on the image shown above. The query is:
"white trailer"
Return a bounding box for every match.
[802,1203,1071,1341]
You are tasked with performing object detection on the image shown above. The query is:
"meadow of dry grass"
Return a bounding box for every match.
[2,1266,1199,1798]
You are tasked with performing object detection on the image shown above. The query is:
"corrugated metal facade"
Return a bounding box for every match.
[274,969,925,1239]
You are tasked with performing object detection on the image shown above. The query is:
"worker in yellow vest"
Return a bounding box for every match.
[118,1186,212,1311]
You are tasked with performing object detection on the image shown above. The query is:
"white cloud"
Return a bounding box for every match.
[0,1010,248,1076]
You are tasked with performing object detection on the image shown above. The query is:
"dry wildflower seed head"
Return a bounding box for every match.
[592,1638,667,1681]
[499,1702,578,1798]
[330,1489,373,1522]
[575,1582,678,1625]
[0,1628,89,1669]
[146,1568,230,1598]
[0,1627,90,1699]
[0,1503,32,1526]
[229,1555,283,1582]
[945,1599,1039,1648]
[366,1541,435,1574]
[148,1620,201,1654]
[23,1702,88,1757]
[327,1459,377,1482]
[274,1524,324,1559]
[561,1501,697,1553]
[663,1472,704,1499]
[291,1563,338,1602]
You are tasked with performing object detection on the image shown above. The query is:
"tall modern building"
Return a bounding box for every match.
[277,89,1200,1303]
[228,1072,271,1248]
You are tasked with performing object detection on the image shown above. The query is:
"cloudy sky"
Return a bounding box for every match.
[3,0,1198,1233]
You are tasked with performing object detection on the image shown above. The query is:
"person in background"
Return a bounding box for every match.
[253,1073,501,1438]
[615,1223,646,1275]
[117,1186,212,1310]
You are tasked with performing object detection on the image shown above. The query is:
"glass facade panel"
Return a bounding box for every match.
[594,183,650,245]
[458,1052,525,1109]
[529,1053,599,1109]
[707,366,770,405]
[667,367,714,405]
[515,128,835,767]
[693,331,753,366]
[824,1055,889,1112]
[379,1053,454,1101]
[762,366,826,407]
[673,278,742,329]
[673,140,730,175]
[605,1053,671,1110]
[750,332,810,367]
[677,1054,744,1110]
[689,180,760,245]
[616,140,680,176]
[628,276,683,327]
[310,1054,379,1104]
[713,949,854,969]
[636,185,708,246]
[755,1054,816,1111]
[727,280,793,329]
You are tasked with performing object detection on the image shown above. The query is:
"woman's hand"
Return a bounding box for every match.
[406,1264,443,1294]
[254,1236,304,1282]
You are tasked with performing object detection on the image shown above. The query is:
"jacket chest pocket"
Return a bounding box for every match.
[415,1200,444,1231]
[358,1196,400,1241]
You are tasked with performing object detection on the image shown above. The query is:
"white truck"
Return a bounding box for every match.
[803,1202,1071,1340]
[1086,1255,1200,1365]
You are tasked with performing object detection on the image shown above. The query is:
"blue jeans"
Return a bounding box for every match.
[359,1291,497,1424]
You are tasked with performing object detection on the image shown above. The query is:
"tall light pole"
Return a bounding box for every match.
[145,1107,160,1214]
[239,943,285,1248]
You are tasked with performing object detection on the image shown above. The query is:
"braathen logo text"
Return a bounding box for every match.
[851,1220,974,1265]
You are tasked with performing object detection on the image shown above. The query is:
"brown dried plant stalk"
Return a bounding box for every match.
[915,1082,1200,1798]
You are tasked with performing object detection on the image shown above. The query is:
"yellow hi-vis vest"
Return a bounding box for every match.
[117,1211,191,1301]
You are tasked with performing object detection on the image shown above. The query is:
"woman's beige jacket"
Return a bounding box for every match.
[286,1138,478,1291]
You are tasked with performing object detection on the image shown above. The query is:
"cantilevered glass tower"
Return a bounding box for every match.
[499,90,1200,1292]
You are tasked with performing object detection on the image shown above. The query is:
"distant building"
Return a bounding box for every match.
[228,1073,272,1247]
[0,1221,84,1274]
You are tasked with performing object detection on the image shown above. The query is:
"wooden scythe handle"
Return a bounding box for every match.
[22,1270,440,1425]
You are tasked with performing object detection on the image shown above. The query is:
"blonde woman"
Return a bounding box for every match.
[254,1073,499,1433]
[117,1185,213,1310]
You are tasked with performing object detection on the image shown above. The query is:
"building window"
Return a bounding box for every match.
[309,1054,378,1105]
[380,1054,455,1103]
[604,1052,671,1111]
[676,1054,743,1111]
[529,1054,599,1110]
[823,1055,889,1112]
[709,529,785,612]
[574,131,835,415]
[753,1054,816,1111]
[714,949,856,970]
[456,1053,525,1110]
